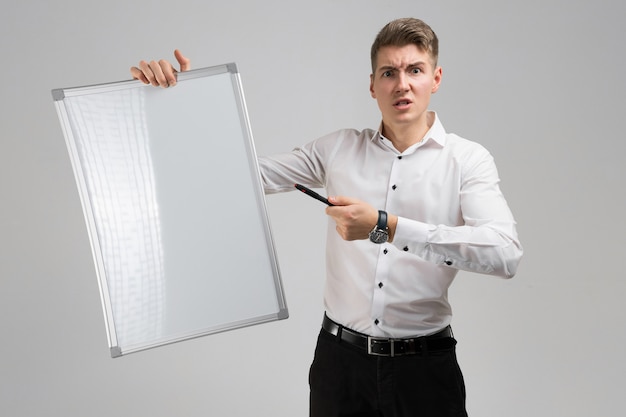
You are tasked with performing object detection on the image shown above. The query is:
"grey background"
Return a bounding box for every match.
[2,0,624,415]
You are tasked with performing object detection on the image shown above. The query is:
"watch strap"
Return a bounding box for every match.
[377,210,388,230]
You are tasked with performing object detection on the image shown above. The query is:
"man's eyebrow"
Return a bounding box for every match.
[377,61,427,72]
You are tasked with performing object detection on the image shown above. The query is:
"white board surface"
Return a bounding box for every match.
[52,64,288,357]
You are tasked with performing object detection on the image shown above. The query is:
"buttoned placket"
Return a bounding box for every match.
[369,150,406,335]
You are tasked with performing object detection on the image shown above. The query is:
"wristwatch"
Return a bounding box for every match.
[368,210,389,244]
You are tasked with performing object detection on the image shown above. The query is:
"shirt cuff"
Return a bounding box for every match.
[392,216,431,251]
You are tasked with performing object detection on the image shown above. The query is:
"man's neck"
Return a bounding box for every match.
[381,112,434,153]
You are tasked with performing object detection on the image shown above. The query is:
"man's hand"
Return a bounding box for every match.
[326,196,398,242]
[130,49,191,88]
[325,196,379,241]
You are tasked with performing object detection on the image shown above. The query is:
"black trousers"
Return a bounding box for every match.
[309,329,468,417]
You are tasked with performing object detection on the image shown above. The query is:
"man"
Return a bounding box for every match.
[132,18,522,417]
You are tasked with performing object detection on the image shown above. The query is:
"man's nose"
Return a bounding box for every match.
[395,72,410,92]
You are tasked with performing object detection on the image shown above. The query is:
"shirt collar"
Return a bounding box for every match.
[375,111,447,154]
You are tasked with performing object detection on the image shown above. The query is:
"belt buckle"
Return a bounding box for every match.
[367,336,394,357]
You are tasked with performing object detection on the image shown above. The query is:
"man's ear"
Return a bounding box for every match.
[432,66,443,93]
[369,74,376,98]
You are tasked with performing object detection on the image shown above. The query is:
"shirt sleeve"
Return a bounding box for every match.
[391,149,523,279]
[257,131,344,193]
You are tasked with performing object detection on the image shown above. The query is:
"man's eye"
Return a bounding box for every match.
[383,70,393,77]
[411,68,421,74]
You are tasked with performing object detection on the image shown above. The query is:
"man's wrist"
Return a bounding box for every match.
[368,210,389,244]
[387,214,398,242]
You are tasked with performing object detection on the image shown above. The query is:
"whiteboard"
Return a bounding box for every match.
[52,64,288,357]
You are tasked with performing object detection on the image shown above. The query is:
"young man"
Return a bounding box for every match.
[132,18,522,417]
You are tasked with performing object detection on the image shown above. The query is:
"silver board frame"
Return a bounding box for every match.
[52,64,288,358]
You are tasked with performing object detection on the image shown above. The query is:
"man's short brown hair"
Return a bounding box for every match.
[370,18,439,73]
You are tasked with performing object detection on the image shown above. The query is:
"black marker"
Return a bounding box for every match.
[294,183,335,206]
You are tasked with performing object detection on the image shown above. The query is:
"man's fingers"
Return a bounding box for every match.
[149,60,172,88]
[135,60,174,88]
[137,60,157,86]
[328,195,359,206]
[130,66,149,84]
[174,49,191,72]
[130,51,190,88]
[325,197,379,241]
[158,59,178,86]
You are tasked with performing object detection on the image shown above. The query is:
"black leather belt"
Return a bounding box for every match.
[322,314,456,357]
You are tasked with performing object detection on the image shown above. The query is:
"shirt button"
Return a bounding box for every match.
[392,184,397,190]
[378,282,384,288]
[374,319,380,325]
[403,246,409,252]
[445,260,453,265]
[397,155,403,160]
[383,248,388,254]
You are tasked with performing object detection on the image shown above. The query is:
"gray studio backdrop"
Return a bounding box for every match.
[2,0,624,416]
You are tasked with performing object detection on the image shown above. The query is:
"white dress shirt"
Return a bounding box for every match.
[259,112,523,338]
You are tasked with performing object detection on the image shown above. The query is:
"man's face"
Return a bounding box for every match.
[370,44,442,130]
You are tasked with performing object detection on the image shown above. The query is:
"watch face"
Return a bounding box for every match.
[369,229,389,244]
